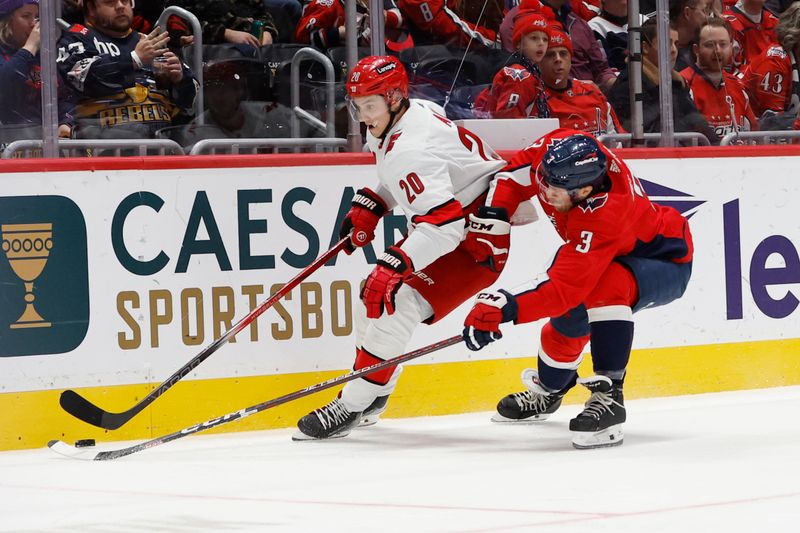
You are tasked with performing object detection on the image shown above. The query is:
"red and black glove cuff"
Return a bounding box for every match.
[352,188,388,217]
[377,246,414,275]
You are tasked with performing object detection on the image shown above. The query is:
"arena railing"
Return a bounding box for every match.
[188,138,348,155]
[597,132,711,148]
[1,139,185,159]
[720,131,800,145]
[291,48,338,141]
[155,6,204,124]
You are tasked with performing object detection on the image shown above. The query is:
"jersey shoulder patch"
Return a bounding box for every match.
[766,45,787,59]
[502,66,531,82]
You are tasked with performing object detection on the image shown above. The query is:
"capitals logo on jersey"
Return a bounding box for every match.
[503,67,531,82]
[579,193,609,213]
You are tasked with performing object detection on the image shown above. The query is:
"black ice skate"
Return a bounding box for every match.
[491,369,570,423]
[569,375,626,449]
[359,395,390,427]
[293,398,362,441]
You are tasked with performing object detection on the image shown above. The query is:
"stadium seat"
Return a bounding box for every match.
[201,43,260,61]
[446,84,491,120]
[325,46,371,81]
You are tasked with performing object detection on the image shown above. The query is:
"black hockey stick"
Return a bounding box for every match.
[48,335,463,460]
[59,237,349,430]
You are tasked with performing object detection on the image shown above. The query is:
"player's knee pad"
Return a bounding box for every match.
[539,321,589,369]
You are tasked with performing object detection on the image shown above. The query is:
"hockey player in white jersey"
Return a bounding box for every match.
[294,55,517,440]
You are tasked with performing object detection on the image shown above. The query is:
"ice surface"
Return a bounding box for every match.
[1,386,799,532]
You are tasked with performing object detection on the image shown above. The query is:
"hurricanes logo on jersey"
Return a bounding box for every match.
[503,67,530,82]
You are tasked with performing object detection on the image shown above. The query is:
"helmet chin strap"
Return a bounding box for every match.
[377,98,410,141]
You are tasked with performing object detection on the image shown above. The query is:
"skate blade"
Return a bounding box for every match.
[491,412,551,424]
[571,424,623,449]
[291,429,352,441]
[358,414,382,427]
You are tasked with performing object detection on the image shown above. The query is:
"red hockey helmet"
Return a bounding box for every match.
[346,56,409,100]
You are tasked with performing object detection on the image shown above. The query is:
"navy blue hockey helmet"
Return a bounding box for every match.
[539,135,608,191]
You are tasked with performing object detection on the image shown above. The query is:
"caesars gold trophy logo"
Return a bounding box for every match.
[0,195,89,357]
[1,223,53,328]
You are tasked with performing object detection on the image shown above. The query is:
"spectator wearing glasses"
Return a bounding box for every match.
[0,0,73,138]
[681,17,757,137]
[608,17,719,144]
[56,0,198,139]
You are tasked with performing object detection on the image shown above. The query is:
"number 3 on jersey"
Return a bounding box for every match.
[400,173,425,203]
[576,231,593,253]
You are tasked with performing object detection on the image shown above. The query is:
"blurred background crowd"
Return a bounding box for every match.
[1,0,799,156]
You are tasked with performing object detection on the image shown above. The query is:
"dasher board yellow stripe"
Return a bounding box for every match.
[2,337,798,452]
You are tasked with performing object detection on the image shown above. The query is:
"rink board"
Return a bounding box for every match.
[0,147,798,450]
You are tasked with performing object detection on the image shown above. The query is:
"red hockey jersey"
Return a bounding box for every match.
[723,5,779,69]
[545,79,625,135]
[396,0,499,48]
[681,65,757,137]
[743,44,800,117]
[477,62,549,118]
[484,128,693,322]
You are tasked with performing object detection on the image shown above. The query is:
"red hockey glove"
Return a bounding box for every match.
[462,289,518,351]
[462,206,511,272]
[340,187,388,254]
[361,246,414,319]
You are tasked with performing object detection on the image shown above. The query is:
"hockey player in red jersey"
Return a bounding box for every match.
[474,10,551,118]
[742,2,800,118]
[539,30,625,135]
[294,56,532,440]
[462,130,694,449]
[681,18,758,137]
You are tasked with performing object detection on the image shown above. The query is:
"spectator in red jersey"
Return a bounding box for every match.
[396,0,501,48]
[670,0,715,71]
[608,17,720,144]
[723,0,779,69]
[296,0,405,51]
[500,0,616,91]
[475,10,551,117]
[742,1,800,121]
[539,29,624,133]
[571,0,601,21]
[681,17,758,138]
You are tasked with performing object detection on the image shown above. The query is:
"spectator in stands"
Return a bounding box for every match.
[723,0,779,70]
[743,1,800,123]
[475,10,550,117]
[295,0,404,51]
[670,0,714,71]
[396,0,501,48]
[61,0,84,25]
[608,17,719,143]
[0,0,73,137]
[56,0,199,139]
[264,0,302,30]
[174,60,319,147]
[589,0,648,72]
[539,29,624,133]
[681,17,757,138]
[500,0,617,91]
[166,0,279,52]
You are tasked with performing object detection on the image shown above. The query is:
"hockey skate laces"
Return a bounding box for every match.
[581,391,622,419]
[314,399,353,429]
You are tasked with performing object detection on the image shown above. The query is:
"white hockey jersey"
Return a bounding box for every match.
[365,99,507,271]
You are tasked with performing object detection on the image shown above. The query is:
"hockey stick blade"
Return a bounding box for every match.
[58,237,349,430]
[48,335,463,460]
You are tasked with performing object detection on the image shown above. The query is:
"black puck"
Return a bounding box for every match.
[74,439,96,448]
